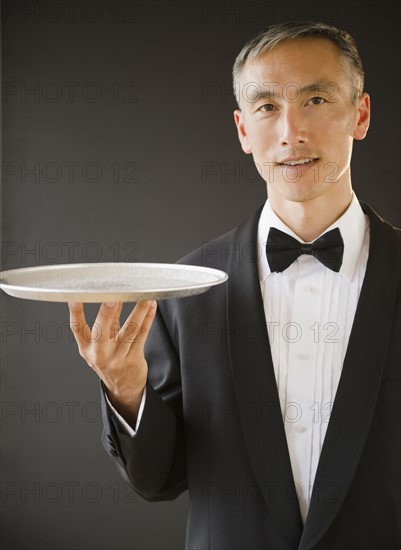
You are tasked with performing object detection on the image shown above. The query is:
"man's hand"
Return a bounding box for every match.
[68,300,157,427]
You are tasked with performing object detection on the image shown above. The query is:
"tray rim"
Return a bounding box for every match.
[0,262,229,301]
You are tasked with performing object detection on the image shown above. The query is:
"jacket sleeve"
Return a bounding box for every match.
[100,302,187,501]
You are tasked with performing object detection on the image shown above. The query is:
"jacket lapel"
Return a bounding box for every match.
[299,203,400,549]
[226,207,303,548]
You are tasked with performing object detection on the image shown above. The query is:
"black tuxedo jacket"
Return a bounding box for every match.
[101,202,400,549]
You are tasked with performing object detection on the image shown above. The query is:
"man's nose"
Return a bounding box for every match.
[279,107,308,147]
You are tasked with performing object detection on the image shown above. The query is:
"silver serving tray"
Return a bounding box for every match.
[0,263,228,303]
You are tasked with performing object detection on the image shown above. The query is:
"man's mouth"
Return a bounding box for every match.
[278,158,318,166]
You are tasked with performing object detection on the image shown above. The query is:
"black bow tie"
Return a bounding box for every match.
[266,227,344,273]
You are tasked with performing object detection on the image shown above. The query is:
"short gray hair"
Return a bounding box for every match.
[232,21,365,106]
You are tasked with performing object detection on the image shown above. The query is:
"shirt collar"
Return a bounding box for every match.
[257,192,367,282]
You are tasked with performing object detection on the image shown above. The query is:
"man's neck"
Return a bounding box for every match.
[268,188,353,242]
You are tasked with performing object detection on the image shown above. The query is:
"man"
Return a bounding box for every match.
[69,21,400,549]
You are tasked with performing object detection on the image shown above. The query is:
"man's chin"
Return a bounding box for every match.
[267,181,327,205]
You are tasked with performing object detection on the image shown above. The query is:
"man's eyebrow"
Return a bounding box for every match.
[300,80,337,94]
[247,80,337,102]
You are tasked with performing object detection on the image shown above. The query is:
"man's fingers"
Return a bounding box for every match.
[68,302,90,349]
[94,302,123,342]
[120,300,157,351]
[135,300,158,344]
[68,300,156,378]
[110,304,123,340]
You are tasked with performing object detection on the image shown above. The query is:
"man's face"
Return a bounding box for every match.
[234,38,370,205]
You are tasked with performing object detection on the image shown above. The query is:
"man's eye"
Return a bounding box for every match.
[308,96,326,105]
[259,103,276,112]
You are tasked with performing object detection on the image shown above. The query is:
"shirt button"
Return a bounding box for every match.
[296,425,307,433]
[296,353,309,360]
[304,286,316,294]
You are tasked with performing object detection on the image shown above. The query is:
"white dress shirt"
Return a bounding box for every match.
[258,192,369,522]
[106,386,146,435]
[108,192,370,523]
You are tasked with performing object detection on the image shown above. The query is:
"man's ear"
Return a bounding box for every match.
[234,109,252,154]
[353,92,370,140]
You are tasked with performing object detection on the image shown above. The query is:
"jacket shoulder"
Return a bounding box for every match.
[361,201,401,238]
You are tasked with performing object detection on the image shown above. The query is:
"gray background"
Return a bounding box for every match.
[1,1,400,549]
